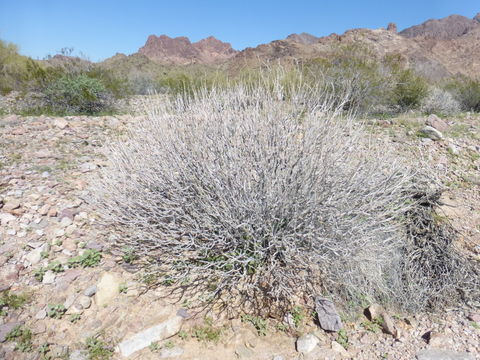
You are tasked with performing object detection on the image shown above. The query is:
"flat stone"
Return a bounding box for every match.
[3,200,20,212]
[118,315,183,357]
[421,126,443,140]
[315,297,343,332]
[0,213,16,225]
[95,272,122,307]
[78,296,91,309]
[428,331,453,349]
[235,346,255,359]
[159,346,184,358]
[54,118,69,129]
[42,270,56,284]
[296,333,319,354]
[35,308,47,320]
[416,349,474,360]
[331,341,349,356]
[84,285,97,297]
[69,349,88,360]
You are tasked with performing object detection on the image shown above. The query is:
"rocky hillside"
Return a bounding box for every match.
[229,12,480,80]
[137,35,237,65]
[399,14,480,39]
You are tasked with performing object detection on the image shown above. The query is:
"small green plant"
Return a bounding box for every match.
[241,314,268,336]
[148,341,160,352]
[34,267,47,282]
[471,322,480,330]
[40,251,49,259]
[38,342,51,360]
[68,249,102,268]
[69,313,81,323]
[119,284,128,294]
[121,247,138,264]
[6,325,33,352]
[85,336,114,360]
[46,304,66,319]
[163,340,175,349]
[47,261,64,273]
[191,318,222,343]
[336,328,349,350]
[178,330,188,340]
[291,306,305,328]
[0,291,30,315]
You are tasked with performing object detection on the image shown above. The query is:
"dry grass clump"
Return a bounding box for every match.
[92,79,478,313]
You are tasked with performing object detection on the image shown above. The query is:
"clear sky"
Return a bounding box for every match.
[0,0,478,62]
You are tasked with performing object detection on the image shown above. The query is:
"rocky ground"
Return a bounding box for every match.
[0,110,479,360]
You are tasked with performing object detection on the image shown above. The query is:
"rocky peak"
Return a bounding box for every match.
[286,32,319,45]
[387,23,397,33]
[399,14,480,40]
[474,13,480,22]
[138,34,237,64]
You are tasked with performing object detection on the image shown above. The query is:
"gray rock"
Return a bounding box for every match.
[84,285,97,297]
[50,345,69,358]
[315,297,343,332]
[272,356,285,360]
[118,315,183,357]
[235,346,255,359]
[0,213,16,225]
[159,346,184,358]
[421,126,443,140]
[78,296,91,309]
[0,322,23,342]
[416,349,474,360]
[35,308,47,320]
[69,349,88,360]
[42,270,56,284]
[25,247,43,265]
[296,333,319,354]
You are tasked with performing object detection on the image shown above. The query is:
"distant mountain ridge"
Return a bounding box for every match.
[399,14,480,39]
[137,34,237,64]
[98,11,480,81]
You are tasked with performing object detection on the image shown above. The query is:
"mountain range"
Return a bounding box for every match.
[101,12,480,80]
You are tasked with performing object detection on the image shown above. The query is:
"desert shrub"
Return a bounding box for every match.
[303,45,391,114]
[421,87,461,115]
[392,69,429,110]
[42,74,113,114]
[92,79,478,313]
[0,40,30,94]
[445,76,480,112]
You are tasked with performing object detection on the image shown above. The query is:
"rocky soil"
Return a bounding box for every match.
[0,111,479,359]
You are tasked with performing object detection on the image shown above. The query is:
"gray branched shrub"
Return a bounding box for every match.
[421,87,461,115]
[92,80,478,313]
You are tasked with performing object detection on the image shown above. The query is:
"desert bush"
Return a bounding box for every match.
[42,74,114,114]
[421,87,461,115]
[0,40,30,94]
[92,78,478,313]
[445,76,480,112]
[392,69,429,110]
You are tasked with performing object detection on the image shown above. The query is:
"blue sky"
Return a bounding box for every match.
[0,0,478,62]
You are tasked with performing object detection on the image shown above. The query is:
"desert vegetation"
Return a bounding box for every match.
[91,76,478,315]
[2,38,480,117]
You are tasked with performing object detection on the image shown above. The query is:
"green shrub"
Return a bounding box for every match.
[43,74,113,115]
[392,69,429,110]
[445,76,480,112]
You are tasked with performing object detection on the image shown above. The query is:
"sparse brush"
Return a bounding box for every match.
[91,76,479,314]
[421,87,461,115]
